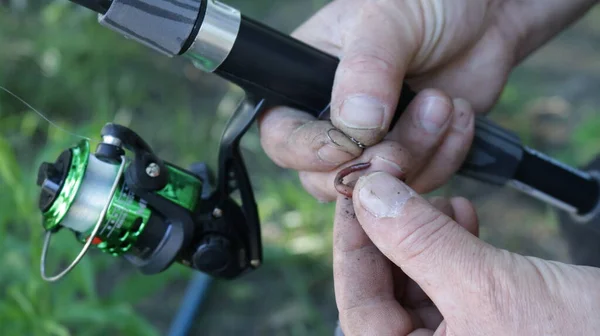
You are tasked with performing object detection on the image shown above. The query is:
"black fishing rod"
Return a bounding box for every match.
[34,0,600,282]
[95,0,600,217]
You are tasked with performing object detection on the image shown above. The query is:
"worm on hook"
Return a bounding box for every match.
[334,162,372,198]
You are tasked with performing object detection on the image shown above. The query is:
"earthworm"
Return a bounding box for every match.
[334,162,409,197]
[334,162,372,197]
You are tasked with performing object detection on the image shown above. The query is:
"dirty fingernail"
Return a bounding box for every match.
[418,96,452,134]
[358,172,414,218]
[339,95,385,130]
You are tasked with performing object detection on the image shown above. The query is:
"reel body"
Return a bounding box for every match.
[37,99,264,282]
[41,140,203,258]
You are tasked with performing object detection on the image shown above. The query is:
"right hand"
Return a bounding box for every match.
[334,171,600,335]
[258,0,597,201]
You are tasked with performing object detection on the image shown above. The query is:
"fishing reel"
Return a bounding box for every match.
[36,99,264,282]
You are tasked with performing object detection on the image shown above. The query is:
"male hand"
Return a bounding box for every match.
[258,0,597,201]
[333,171,600,335]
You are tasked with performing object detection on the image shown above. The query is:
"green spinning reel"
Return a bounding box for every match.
[37,99,263,282]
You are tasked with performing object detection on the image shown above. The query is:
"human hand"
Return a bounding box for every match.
[333,171,600,335]
[259,0,597,201]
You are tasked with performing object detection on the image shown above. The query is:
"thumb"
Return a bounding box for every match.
[330,1,420,147]
[352,171,493,299]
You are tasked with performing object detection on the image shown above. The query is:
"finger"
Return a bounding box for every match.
[299,140,412,202]
[409,98,476,193]
[399,197,455,307]
[386,89,454,181]
[289,0,353,55]
[408,29,514,115]
[258,106,362,171]
[330,1,420,147]
[409,329,434,336]
[428,197,455,221]
[451,197,479,238]
[333,196,413,335]
[428,197,478,237]
[402,197,477,329]
[256,1,361,174]
[411,306,442,332]
[433,321,448,336]
[352,172,492,307]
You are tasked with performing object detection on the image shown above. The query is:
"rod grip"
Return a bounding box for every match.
[215,15,417,120]
[216,14,529,187]
[217,15,530,176]
[458,116,524,185]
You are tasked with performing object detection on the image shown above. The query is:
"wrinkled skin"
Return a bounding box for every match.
[334,172,600,335]
[257,0,596,201]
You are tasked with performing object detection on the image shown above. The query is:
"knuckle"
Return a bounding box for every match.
[284,119,312,145]
[261,118,319,169]
[259,117,288,149]
[298,171,316,190]
[358,0,397,24]
[364,141,414,170]
[291,120,328,150]
[474,250,517,320]
[338,305,374,335]
[441,133,472,168]
[394,208,454,263]
[340,50,396,77]
[299,172,334,202]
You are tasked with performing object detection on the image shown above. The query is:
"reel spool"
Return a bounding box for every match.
[37,99,264,282]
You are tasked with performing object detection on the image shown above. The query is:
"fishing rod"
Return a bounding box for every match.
[35,0,600,282]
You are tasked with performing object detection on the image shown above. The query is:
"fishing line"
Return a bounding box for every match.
[0,85,92,141]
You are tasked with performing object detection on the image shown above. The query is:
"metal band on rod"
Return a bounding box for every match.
[40,156,126,282]
[185,0,241,72]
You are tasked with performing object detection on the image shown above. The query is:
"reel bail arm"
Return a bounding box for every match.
[213,97,266,270]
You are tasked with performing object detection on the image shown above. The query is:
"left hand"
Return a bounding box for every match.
[259,0,596,202]
[260,89,475,201]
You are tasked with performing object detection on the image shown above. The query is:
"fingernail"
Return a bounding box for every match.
[318,145,356,165]
[452,98,472,131]
[370,156,406,181]
[358,172,415,218]
[339,95,385,130]
[418,96,452,134]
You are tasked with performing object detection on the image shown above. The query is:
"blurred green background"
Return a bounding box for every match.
[1,1,599,335]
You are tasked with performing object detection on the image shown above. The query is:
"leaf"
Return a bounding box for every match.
[7,285,36,319]
[0,296,25,323]
[108,267,185,304]
[55,302,160,336]
[0,135,21,188]
[74,258,98,303]
[42,320,71,336]
[55,302,120,325]
[20,111,42,137]
[572,110,600,164]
